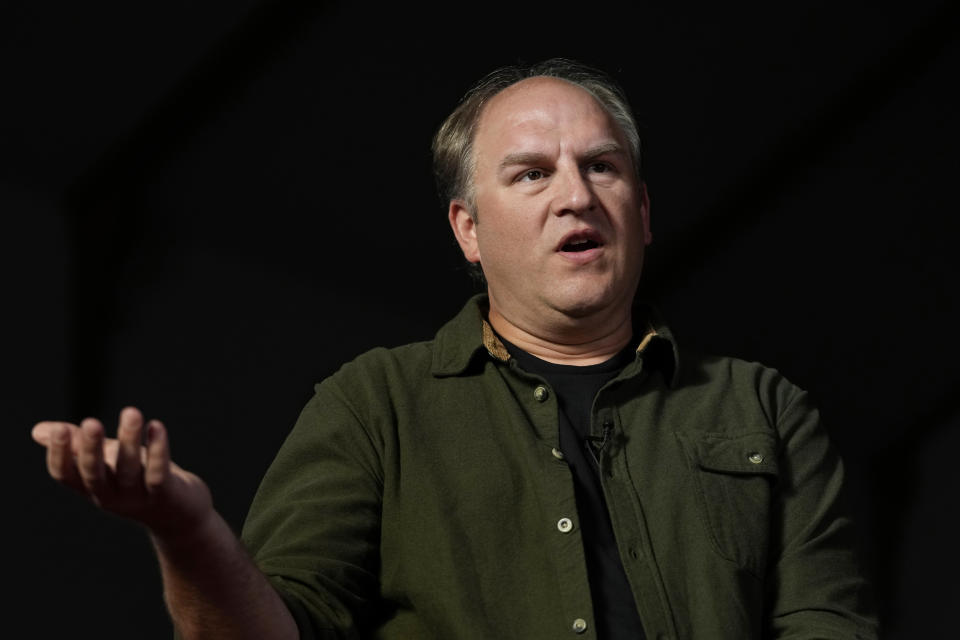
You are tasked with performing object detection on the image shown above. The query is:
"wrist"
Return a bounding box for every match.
[149,507,225,557]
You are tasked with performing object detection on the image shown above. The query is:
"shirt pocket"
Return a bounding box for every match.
[675,431,780,578]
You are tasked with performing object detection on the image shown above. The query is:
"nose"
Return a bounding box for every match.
[552,166,598,216]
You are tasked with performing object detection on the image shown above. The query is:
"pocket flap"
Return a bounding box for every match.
[678,431,779,477]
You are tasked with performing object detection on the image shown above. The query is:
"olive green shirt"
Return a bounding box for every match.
[241,295,878,639]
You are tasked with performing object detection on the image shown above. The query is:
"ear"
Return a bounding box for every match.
[448,200,482,263]
[639,181,653,246]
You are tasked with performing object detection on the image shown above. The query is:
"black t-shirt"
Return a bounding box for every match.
[504,339,646,640]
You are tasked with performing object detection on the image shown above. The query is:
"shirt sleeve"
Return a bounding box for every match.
[239,378,386,639]
[765,384,879,639]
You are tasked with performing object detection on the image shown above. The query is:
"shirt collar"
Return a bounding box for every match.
[432,293,680,387]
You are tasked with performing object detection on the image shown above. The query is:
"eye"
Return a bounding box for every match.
[518,169,545,182]
[588,162,613,173]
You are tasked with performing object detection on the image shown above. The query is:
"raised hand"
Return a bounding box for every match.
[32,406,213,541]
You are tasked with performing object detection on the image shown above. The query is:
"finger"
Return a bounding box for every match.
[32,421,80,448]
[114,407,145,490]
[45,423,82,490]
[144,420,170,494]
[76,418,109,496]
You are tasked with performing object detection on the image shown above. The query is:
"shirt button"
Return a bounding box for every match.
[557,517,574,533]
[747,452,764,464]
[551,447,565,460]
[572,618,588,634]
[533,385,549,402]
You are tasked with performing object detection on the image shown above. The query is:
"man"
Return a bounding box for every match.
[32,58,878,639]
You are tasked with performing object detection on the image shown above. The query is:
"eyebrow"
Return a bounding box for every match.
[497,142,626,172]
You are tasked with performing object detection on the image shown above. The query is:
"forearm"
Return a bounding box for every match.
[152,510,299,640]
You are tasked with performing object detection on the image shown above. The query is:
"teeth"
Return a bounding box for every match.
[562,238,598,253]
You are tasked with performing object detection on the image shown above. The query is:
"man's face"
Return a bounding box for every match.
[449,77,651,332]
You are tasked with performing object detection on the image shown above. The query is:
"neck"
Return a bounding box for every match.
[487,302,634,366]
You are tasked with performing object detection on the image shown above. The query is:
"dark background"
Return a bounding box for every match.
[5,2,958,638]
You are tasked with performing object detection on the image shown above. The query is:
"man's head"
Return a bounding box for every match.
[439,60,652,343]
[432,58,643,221]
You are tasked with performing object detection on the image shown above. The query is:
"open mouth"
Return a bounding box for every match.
[562,239,600,252]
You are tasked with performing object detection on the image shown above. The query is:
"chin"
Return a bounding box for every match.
[551,291,615,320]
[549,276,636,321]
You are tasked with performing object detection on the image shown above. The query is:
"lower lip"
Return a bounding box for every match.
[557,246,604,264]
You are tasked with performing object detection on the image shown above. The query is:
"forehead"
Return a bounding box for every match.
[474,77,623,158]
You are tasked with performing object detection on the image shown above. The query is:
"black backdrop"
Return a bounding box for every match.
[5,2,958,638]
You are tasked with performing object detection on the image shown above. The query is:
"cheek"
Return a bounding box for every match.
[613,198,646,236]
[477,204,522,244]
[475,193,548,256]
[477,225,515,264]
[475,221,533,276]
